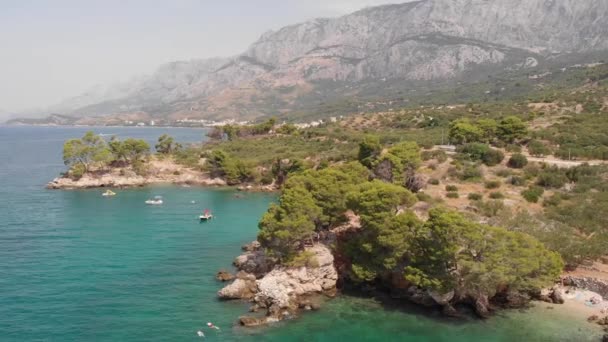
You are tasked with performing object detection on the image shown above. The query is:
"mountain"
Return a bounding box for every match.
[18,0,608,124]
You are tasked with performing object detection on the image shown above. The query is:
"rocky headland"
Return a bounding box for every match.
[218,242,337,326]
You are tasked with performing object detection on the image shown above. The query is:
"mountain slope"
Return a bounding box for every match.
[30,0,608,123]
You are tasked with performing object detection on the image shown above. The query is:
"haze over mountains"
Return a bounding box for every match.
[12,0,608,125]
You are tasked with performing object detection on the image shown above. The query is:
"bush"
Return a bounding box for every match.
[458,143,504,166]
[445,185,459,192]
[521,186,544,203]
[509,176,526,186]
[508,153,528,169]
[536,170,568,189]
[416,192,432,202]
[495,169,512,177]
[421,150,448,163]
[475,200,505,217]
[543,194,562,207]
[482,149,505,167]
[506,144,522,153]
[468,193,483,201]
[446,192,460,199]
[69,163,86,180]
[428,178,440,185]
[460,164,483,181]
[485,180,501,189]
[528,140,550,157]
[489,192,505,199]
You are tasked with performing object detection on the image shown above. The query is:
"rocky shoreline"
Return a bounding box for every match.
[217,242,337,326]
[46,157,276,191]
[217,239,608,339]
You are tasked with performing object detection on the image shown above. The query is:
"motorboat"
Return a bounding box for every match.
[145,196,163,205]
[102,190,116,197]
[199,209,213,221]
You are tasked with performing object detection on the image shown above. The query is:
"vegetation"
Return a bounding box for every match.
[507,153,528,169]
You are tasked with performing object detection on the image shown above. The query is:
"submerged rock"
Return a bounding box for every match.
[216,270,235,282]
[239,316,267,327]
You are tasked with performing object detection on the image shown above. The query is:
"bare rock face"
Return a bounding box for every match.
[219,244,338,325]
[217,271,258,300]
[233,250,274,277]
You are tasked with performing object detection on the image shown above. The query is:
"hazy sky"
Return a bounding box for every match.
[0,0,400,114]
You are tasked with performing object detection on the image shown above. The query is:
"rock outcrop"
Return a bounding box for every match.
[216,270,235,282]
[563,276,608,300]
[219,244,338,326]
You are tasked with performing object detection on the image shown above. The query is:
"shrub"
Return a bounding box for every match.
[523,164,540,179]
[485,180,501,189]
[506,144,522,153]
[536,170,568,189]
[445,185,459,192]
[446,192,460,199]
[468,193,483,201]
[508,153,528,169]
[69,163,86,180]
[460,164,483,181]
[428,178,440,185]
[509,176,526,186]
[416,192,432,202]
[458,143,504,166]
[421,150,448,163]
[528,140,550,157]
[543,194,562,207]
[521,186,544,203]
[495,169,512,177]
[482,149,505,167]
[475,200,505,217]
[489,192,504,199]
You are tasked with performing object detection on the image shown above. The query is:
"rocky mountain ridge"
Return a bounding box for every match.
[18,0,608,123]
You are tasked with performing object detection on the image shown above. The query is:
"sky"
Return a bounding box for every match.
[0,0,401,115]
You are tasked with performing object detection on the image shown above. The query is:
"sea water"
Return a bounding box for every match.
[0,126,602,341]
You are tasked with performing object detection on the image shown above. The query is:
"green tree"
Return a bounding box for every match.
[62,131,111,172]
[449,119,483,145]
[497,116,527,143]
[477,118,498,143]
[155,134,180,154]
[358,135,382,168]
[258,185,323,261]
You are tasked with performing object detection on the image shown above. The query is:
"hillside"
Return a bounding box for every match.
[11,0,608,125]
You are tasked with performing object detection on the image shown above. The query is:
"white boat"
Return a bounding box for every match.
[102,190,116,197]
[199,209,213,221]
[145,196,163,205]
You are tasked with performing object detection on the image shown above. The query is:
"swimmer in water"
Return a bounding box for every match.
[207,322,220,330]
[197,330,205,338]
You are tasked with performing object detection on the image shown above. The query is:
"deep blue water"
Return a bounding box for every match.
[0,126,603,341]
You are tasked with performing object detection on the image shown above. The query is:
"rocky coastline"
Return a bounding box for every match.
[46,157,276,191]
[218,239,608,337]
[217,242,338,327]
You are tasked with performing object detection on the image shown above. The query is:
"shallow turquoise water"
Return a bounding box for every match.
[0,126,603,341]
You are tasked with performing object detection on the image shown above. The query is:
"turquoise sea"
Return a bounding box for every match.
[0,125,603,341]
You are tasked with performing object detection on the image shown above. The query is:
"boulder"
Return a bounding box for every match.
[234,250,273,277]
[602,334,608,342]
[216,270,235,282]
[473,295,491,318]
[550,287,565,304]
[239,316,266,327]
[588,315,599,322]
[217,274,258,300]
[242,241,261,252]
[429,290,455,306]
